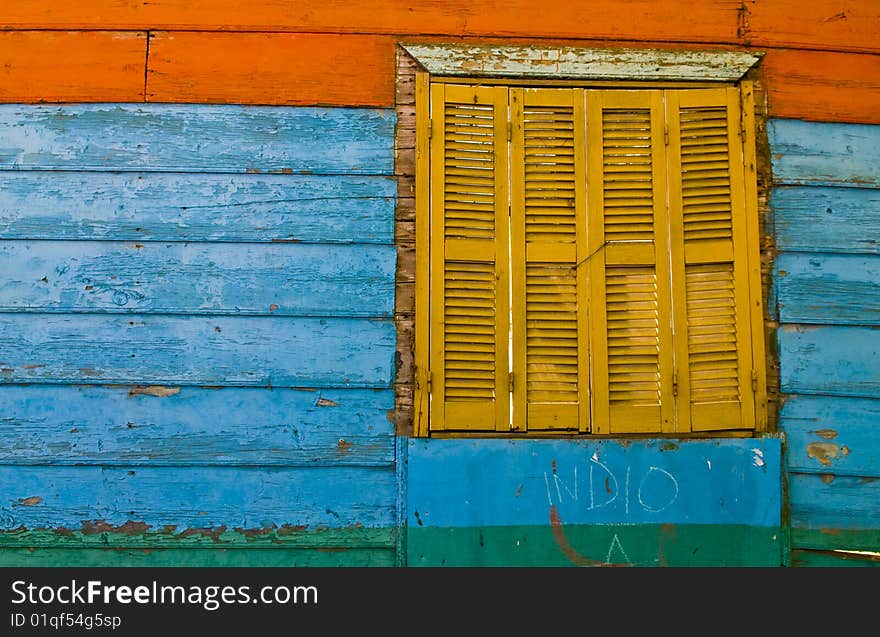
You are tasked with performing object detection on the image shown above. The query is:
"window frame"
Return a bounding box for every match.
[407,45,768,439]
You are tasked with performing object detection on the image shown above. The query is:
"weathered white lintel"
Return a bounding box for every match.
[401,44,763,82]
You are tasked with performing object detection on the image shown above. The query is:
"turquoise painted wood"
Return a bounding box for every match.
[0,105,396,175]
[0,465,395,532]
[0,314,395,387]
[0,548,397,567]
[407,438,781,528]
[0,103,399,566]
[775,253,880,325]
[0,241,395,317]
[789,473,880,532]
[772,186,880,254]
[0,386,394,466]
[768,119,880,187]
[781,395,880,478]
[778,325,880,398]
[0,172,395,244]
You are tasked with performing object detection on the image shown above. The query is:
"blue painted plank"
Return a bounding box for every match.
[0,314,394,387]
[789,473,880,532]
[0,172,395,243]
[0,241,395,317]
[778,325,880,398]
[0,386,394,467]
[768,119,880,188]
[407,437,781,528]
[0,104,395,175]
[781,395,880,478]
[772,186,880,254]
[775,252,880,325]
[0,465,396,531]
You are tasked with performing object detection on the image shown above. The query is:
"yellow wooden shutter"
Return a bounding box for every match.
[510,88,589,432]
[666,88,755,431]
[586,90,675,434]
[429,83,510,432]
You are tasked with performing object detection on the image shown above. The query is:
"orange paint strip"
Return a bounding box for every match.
[146,32,395,107]
[2,0,739,43]
[747,0,880,54]
[0,31,146,102]
[763,48,880,125]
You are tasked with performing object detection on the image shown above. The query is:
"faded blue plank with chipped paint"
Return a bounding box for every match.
[778,325,880,398]
[781,395,880,478]
[0,466,396,531]
[0,386,394,466]
[789,473,880,532]
[0,105,395,174]
[0,314,394,387]
[772,186,880,254]
[769,118,880,187]
[0,172,395,243]
[407,438,781,528]
[775,252,880,325]
[0,241,395,316]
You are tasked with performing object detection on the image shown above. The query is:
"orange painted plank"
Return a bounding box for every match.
[0,31,145,102]
[1,0,739,43]
[763,49,880,125]
[146,32,395,107]
[747,1,880,54]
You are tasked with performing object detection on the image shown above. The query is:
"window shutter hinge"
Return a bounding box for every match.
[508,371,514,393]
[751,369,758,394]
[426,370,433,394]
[428,117,433,140]
[672,368,679,397]
[664,123,669,146]
[507,124,511,142]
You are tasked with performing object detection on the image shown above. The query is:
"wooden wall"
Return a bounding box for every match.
[0,1,878,123]
[0,104,401,565]
[1,1,879,567]
[770,119,880,566]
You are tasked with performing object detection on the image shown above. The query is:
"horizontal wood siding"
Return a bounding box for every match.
[0,31,146,102]
[772,118,880,564]
[0,386,395,466]
[147,32,395,106]
[772,186,880,254]
[0,3,879,123]
[0,173,395,243]
[3,0,877,54]
[0,241,395,316]
[0,104,394,174]
[0,105,399,565]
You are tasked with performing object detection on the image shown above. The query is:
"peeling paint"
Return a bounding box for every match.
[336,438,353,453]
[17,496,42,507]
[81,520,151,535]
[179,526,228,542]
[315,397,339,407]
[820,474,835,484]
[812,428,838,440]
[806,442,841,467]
[128,386,181,398]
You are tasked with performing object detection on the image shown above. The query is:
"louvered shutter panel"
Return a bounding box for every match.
[510,88,589,431]
[666,88,755,431]
[429,83,510,431]
[586,91,675,434]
